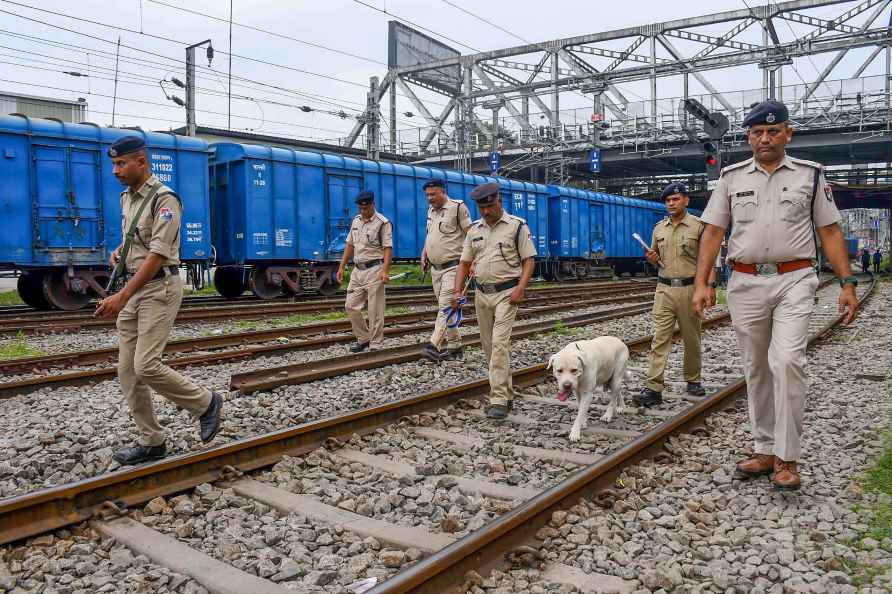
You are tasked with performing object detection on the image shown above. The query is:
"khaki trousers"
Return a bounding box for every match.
[345,264,385,346]
[475,287,518,406]
[429,266,461,350]
[116,275,212,447]
[727,268,818,462]
[645,285,702,392]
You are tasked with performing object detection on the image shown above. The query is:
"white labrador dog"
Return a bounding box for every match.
[546,336,632,441]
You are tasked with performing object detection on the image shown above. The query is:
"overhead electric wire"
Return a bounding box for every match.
[350,0,481,53]
[0,1,368,88]
[144,0,386,66]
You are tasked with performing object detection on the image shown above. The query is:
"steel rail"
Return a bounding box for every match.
[229,301,658,393]
[0,295,656,400]
[0,281,652,335]
[366,276,875,594]
[0,291,655,375]
[0,299,681,545]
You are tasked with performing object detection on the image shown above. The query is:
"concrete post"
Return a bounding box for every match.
[366,76,380,160]
[389,78,397,153]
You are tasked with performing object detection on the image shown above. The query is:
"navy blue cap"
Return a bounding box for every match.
[742,100,789,128]
[107,135,146,158]
[355,190,375,204]
[660,182,689,201]
[470,182,500,204]
[423,179,445,190]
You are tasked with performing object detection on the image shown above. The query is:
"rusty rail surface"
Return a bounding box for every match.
[0,298,675,545]
[366,276,873,594]
[0,293,656,399]
[0,281,652,335]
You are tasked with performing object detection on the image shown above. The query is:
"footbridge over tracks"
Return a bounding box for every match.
[341,0,892,189]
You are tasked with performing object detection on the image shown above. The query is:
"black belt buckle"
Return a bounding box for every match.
[358,259,382,271]
[479,279,519,294]
[433,259,459,271]
[658,276,694,288]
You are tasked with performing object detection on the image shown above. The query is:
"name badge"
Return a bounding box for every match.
[734,191,755,198]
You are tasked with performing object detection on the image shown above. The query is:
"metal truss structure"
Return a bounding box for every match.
[344,0,892,180]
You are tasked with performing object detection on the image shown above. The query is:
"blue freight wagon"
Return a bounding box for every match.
[0,115,212,310]
[844,237,858,260]
[208,142,495,299]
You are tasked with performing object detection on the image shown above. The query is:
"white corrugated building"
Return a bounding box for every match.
[1,92,87,122]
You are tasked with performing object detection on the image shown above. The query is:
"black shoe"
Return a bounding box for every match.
[486,404,510,419]
[439,346,464,361]
[633,388,663,407]
[113,443,166,465]
[420,343,441,363]
[350,342,370,353]
[686,382,706,397]
[199,392,223,443]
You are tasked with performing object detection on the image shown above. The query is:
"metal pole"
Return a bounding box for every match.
[186,45,196,136]
[490,108,498,155]
[682,73,689,129]
[886,45,891,113]
[366,76,380,160]
[762,25,770,101]
[521,92,530,144]
[592,91,602,146]
[228,0,233,130]
[650,35,657,130]
[463,65,473,171]
[389,76,397,153]
[551,52,560,137]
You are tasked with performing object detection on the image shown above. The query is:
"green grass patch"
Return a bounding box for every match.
[846,426,892,586]
[184,282,218,296]
[233,305,414,332]
[550,320,578,336]
[0,290,23,306]
[0,332,43,360]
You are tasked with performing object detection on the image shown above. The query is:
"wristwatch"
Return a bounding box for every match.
[708,281,718,289]
[839,275,859,288]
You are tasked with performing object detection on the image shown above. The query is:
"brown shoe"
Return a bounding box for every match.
[735,454,776,478]
[771,459,801,491]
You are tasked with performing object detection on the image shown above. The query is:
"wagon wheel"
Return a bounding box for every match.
[249,267,283,300]
[553,264,573,283]
[213,267,247,300]
[42,270,91,311]
[17,272,52,310]
[316,271,340,297]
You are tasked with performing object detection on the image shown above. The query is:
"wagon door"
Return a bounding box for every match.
[325,174,361,257]
[589,203,605,259]
[31,145,102,264]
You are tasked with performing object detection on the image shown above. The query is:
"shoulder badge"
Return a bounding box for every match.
[158,207,174,221]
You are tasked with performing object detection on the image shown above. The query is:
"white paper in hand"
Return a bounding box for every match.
[633,233,662,267]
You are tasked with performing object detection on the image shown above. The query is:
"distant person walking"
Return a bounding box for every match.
[874,249,882,274]
[861,249,871,273]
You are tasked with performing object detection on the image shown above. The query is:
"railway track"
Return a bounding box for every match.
[0,290,657,398]
[0,275,871,594]
[0,280,653,335]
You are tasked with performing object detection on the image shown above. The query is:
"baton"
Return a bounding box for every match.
[633,233,663,267]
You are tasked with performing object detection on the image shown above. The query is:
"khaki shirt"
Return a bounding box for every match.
[701,155,840,263]
[460,212,537,284]
[650,212,704,279]
[346,211,393,263]
[120,175,181,272]
[423,197,471,266]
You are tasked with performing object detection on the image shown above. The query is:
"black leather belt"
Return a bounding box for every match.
[355,259,383,271]
[476,278,519,294]
[431,259,460,271]
[127,265,178,281]
[658,276,695,287]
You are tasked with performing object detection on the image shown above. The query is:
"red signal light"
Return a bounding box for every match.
[706,155,717,166]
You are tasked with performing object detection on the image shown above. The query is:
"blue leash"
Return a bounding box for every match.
[442,296,467,329]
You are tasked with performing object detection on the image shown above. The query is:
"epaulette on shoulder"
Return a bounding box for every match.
[471,219,483,227]
[506,213,526,226]
[788,156,822,170]
[719,158,751,178]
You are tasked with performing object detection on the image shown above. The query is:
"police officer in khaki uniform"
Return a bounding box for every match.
[336,191,392,352]
[453,182,536,419]
[693,100,859,490]
[95,136,222,466]
[420,179,472,362]
[634,183,716,408]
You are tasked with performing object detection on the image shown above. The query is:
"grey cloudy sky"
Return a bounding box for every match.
[1,0,886,144]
